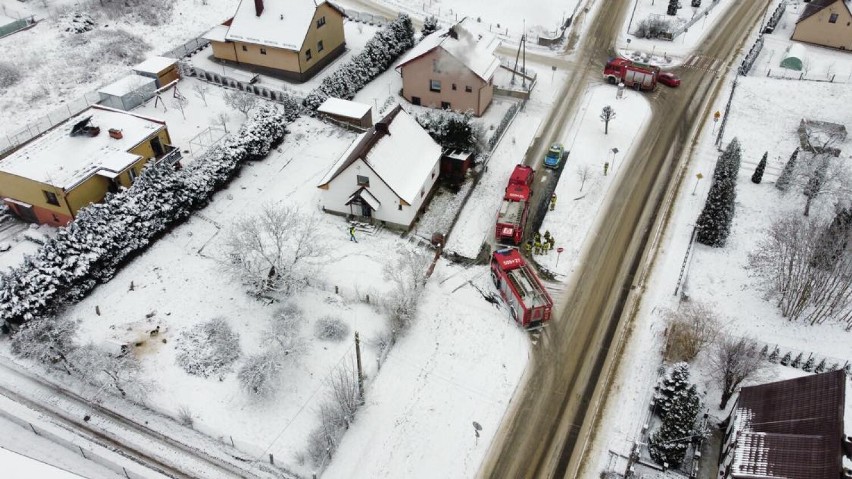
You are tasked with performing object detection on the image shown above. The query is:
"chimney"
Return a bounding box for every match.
[447,26,458,40]
[254,0,264,17]
[375,122,389,135]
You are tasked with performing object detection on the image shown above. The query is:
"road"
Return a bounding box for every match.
[478,1,767,478]
[0,358,290,479]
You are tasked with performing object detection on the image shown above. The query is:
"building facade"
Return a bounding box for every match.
[203,0,346,82]
[792,0,852,50]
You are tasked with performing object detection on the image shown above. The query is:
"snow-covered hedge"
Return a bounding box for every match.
[304,14,415,110]
[416,109,481,154]
[0,103,294,327]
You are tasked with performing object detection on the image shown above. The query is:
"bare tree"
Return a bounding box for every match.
[662,301,720,362]
[708,335,768,409]
[575,164,591,192]
[171,93,189,120]
[749,215,852,330]
[222,203,325,296]
[382,247,431,336]
[304,360,361,467]
[69,345,151,402]
[192,82,209,106]
[600,105,616,135]
[213,111,230,133]
[238,351,283,397]
[10,316,79,375]
[223,90,258,118]
[794,134,849,216]
[265,303,305,355]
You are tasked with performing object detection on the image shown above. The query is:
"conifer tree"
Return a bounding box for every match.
[751,152,767,184]
[791,352,804,368]
[780,351,792,365]
[775,148,798,191]
[697,138,741,247]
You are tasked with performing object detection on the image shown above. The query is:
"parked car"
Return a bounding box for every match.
[544,143,565,169]
[658,72,681,87]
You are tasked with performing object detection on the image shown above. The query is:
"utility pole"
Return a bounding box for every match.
[355,332,364,404]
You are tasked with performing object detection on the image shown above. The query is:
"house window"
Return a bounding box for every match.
[829,13,839,23]
[317,16,326,28]
[128,167,138,183]
[441,101,451,110]
[317,40,324,52]
[398,204,402,211]
[43,190,59,206]
[306,49,312,61]
[421,188,425,198]
[465,85,473,93]
[432,59,441,73]
[242,45,248,52]
[452,83,457,91]
[430,80,441,92]
[260,48,267,55]
[412,96,421,105]
[357,175,370,186]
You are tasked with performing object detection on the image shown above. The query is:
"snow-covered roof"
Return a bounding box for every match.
[98,74,156,97]
[318,106,441,204]
[318,98,372,119]
[223,0,342,51]
[202,24,229,43]
[132,56,177,75]
[397,18,501,81]
[0,106,165,189]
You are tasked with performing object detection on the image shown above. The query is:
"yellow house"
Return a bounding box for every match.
[791,0,852,51]
[0,105,178,226]
[202,0,346,82]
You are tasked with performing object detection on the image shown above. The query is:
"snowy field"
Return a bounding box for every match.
[587,52,852,478]
[0,0,240,136]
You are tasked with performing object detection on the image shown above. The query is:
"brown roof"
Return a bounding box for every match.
[797,0,852,24]
[730,370,846,478]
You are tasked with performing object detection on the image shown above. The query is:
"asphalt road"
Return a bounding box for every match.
[478,1,768,478]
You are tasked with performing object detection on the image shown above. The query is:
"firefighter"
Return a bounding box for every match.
[533,238,543,255]
[547,234,556,252]
[604,162,610,176]
[543,231,553,253]
[550,193,557,211]
[523,240,533,256]
[534,231,542,244]
[349,226,358,243]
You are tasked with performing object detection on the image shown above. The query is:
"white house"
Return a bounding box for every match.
[317,105,442,230]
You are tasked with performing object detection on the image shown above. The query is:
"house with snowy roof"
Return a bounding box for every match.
[395,18,500,116]
[0,105,178,226]
[202,0,346,82]
[719,369,851,479]
[317,105,442,230]
[791,0,852,51]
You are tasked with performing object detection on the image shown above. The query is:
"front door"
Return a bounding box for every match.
[360,199,372,218]
[13,203,38,223]
[150,136,164,156]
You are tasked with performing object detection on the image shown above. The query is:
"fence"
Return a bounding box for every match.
[764,68,849,84]
[668,0,723,39]
[763,2,785,34]
[340,7,390,26]
[178,62,300,106]
[162,37,210,60]
[187,126,228,159]
[714,77,737,147]
[739,35,764,75]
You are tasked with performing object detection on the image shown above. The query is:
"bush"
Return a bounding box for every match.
[662,302,720,362]
[99,0,174,26]
[314,316,349,342]
[0,103,294,327]
[176,317,241,378]
[416,109,482,154]
[0,62,21,90]
[61,11,95,33]
[238,351,283,397]
[635,17,673,39]
[91,29,151,66]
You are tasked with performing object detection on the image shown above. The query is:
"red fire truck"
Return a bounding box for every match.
[495,165,534,245]
[490,248,554,329]
[603,57,660,91]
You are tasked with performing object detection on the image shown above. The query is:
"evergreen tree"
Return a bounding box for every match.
[768,347,780,363]
[751,152,767,184]
[802,355,815,372]
[814,358,826,373]
[654,362,691,417]
[775,148,798,191]
[811,207,852,270]
[422,15,439,36]
[649,384,700,467]
[697,138,741,247]
[791,352,804,368]
[759,344,769,358]
[780,351,792,365]
[803,157,828,217]
[667,0,679,16]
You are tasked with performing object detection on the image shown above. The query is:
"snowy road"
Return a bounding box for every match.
[0,356,291,479]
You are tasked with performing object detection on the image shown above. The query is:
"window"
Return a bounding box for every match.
[398,204,402,211]
[421,188,425,198]
[242,45,248,52]
[260,48,267,55]
[465,85,473,93]
[412,96,421,105]
[431,171,435,179]
[430,79,441,92]
[43,190,59,206]
[432,59,441,73]
[452,83,457,91]
[357,175,370,186]
[306,49,312,61]
[317,16,326,28]
[441,101,451,110]
[317,40,324,52]
[128,167,138,183]
[828,13,839,23]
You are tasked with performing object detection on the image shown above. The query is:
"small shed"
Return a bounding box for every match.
[440,149,474,184]
[781,43,806,71]
[317,98,373,129]
[132,56,180,88]
[98,74,157,111]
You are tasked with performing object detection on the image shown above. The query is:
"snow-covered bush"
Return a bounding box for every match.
[0,62,21,90]
[416,109,482,154]
[314,316,349,342]
[421,15,439,36]
[383,247,431,336]
[0,104,293,327]
[91,29,151,66]
[238,351,283,397]
[176,317,241,378]
[304,14,415,110]
[99,0,174,26]
[305,361,361,468]
[635,17,673,39]
[61,11,95,33]
[649,363,701,468]
[10,316,79,373]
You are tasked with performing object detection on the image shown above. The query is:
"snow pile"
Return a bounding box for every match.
[304,14,415,110]
[0,103,295,327]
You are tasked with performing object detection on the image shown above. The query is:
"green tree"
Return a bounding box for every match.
[775,148,798,191]
[751,152,767,184]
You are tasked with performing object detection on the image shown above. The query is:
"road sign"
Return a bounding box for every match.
[555,247,564,268]
[713,111,721,121]
[557,247,564,253]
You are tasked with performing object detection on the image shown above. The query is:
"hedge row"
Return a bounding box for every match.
[0,103,295,327]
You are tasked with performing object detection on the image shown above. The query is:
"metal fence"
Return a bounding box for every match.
[178,62,300,105]
[739,35,764,76]
[162,37,210,60]
[340,7,390,26]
